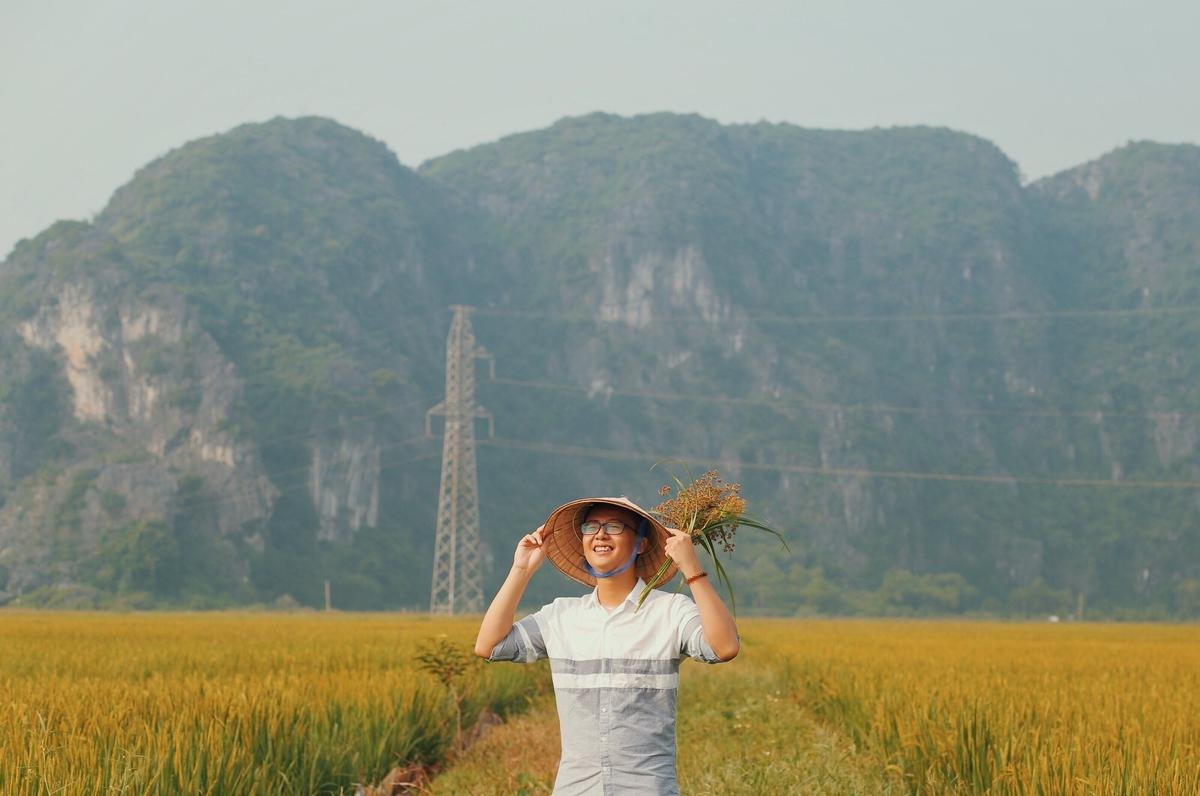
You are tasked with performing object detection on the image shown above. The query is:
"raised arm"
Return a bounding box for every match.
[663,527,740,661]
[473,524,546,658]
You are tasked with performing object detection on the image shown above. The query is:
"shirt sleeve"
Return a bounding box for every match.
[486,607,549,664]
[676,594,736,664]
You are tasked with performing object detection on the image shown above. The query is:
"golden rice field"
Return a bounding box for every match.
[765,620,1200,795]
[0,612,543,795]
[3,612,1199,795]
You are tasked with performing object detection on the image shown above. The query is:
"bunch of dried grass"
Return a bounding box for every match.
[637,466,786,611]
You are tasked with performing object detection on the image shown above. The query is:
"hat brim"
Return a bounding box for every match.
[542,496,679,589]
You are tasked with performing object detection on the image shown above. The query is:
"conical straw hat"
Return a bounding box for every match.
[542,496,678,588]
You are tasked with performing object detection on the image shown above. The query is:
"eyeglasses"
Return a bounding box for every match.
[579,521,630,536]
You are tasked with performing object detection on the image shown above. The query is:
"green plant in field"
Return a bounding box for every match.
[416,636,480,743]
[515,771,554,795]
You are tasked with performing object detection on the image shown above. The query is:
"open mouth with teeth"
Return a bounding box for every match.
[591,544,615,554]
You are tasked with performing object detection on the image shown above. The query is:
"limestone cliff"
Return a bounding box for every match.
[1,114,1197,615]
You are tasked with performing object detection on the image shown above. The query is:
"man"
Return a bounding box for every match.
[474,496,740,795]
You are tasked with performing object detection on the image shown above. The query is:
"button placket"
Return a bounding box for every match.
[598,606,614,787]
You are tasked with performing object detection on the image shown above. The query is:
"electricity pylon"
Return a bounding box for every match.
[426,305,494,614]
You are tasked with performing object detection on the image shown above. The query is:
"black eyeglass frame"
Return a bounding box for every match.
[579,520,632,536]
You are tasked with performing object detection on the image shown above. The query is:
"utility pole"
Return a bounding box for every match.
[427,305,494,614]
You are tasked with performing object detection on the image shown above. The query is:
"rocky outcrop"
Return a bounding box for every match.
[2,114,1199,613]
[16,281,276,531]
[309,431,381,541]
[0,275,277,594]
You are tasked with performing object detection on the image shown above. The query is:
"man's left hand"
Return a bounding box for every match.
[663,526,702,578]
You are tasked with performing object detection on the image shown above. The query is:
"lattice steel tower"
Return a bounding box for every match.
[427,305,493,613]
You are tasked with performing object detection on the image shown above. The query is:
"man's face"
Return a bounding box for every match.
[581,506,647,572]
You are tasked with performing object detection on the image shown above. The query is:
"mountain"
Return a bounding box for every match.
[1,113,1197,617]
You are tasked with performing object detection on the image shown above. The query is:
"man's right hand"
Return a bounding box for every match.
[513,524,547,573]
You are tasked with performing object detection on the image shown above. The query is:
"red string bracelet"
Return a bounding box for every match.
[685,571,708,586]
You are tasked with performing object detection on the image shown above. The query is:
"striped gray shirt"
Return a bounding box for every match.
[488,577,732,795]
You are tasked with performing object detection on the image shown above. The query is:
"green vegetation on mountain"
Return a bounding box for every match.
[1,113,1198,617]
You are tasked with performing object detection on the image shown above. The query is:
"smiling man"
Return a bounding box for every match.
[474,496,740,795]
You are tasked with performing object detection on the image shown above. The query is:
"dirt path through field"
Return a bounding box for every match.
[429,664,896,795]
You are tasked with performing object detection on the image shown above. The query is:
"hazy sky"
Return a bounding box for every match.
[2,0,1198,258]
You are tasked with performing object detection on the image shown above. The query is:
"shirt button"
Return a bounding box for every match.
[600,707,607,713]
[601,735,607,742]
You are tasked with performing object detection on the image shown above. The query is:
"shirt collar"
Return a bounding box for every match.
[584,577,648,612]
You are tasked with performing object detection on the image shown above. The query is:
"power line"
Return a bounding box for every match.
[83,298,1196,414]
[487,376,1200,422]
[75,328,1189,530]
[473,304,1200,325]
[157,407,1200,528]
[478,436,1200,490]
[93,300,1194,434]
[218,296,1196,401]
[104,346,1180,501]
[69,301,1200,527]
[163,420,1200,528]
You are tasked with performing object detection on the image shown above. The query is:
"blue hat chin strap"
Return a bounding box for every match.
[584,517,648,579]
